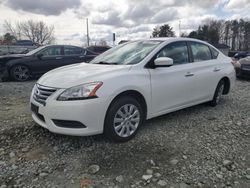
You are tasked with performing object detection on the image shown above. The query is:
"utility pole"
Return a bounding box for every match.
[112,33,116,46]
[179,20,181,37]
[86,18,90,46]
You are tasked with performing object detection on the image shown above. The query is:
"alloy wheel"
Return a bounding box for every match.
[113,104,140,138]
[12,65,30,81]
[216,83,224,104]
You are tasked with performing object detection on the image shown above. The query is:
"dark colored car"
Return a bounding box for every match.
[234,51,250,60]
[86,45,111,54]
[233,57,250,78]
[15,40,34,46]
[0,45,98,81]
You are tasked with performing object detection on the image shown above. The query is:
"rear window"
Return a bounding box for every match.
[64,46,83,55]
[190,42,212,62]
[210,47,219,59]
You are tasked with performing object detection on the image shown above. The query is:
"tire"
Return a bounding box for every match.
[1,77,9,82]
[209,80,225,107]
[104,96,145,142]
[10,65,30,81]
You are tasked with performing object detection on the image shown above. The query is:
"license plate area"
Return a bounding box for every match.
[31,103,45,122]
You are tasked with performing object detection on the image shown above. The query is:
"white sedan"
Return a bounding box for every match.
[30,38,235,142]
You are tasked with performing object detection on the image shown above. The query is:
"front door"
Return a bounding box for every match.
[33,46,64,75]
[149,41,196,115]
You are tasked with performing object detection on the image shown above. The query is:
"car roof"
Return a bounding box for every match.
[132,37,217,49]
[143,37,209,43]
[43,44,84,48]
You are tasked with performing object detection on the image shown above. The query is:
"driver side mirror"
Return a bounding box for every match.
[37,54,43,59]
[154,57,173,67]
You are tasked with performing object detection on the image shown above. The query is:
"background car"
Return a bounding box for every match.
[0,45,98,81]
[234,51,250,60]
[86,45,111,54]
[233,56,250,78]
[14,40,34,46]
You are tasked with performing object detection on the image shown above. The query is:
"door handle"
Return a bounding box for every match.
[56,57,62,60]
[185,72,194,77]
[213,67,221,72]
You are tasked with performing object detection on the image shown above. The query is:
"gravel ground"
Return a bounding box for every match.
[0,79,250,188]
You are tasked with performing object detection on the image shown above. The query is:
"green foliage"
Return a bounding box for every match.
[3,33,16,44]
[152,24,175,37]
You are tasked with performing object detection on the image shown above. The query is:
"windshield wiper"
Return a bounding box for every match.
[96,61,118,65]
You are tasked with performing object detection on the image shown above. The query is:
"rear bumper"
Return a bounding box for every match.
[236,67,250,77]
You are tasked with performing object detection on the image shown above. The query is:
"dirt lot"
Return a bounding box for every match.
[0,79,250,188]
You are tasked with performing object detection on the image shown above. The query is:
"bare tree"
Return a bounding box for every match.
[4,20,55,45]
[187,18,250,51]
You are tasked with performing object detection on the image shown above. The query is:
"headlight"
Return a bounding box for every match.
[57,82,103,101]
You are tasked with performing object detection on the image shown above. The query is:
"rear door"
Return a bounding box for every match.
[63,46,86,65]
[187,41,222,100]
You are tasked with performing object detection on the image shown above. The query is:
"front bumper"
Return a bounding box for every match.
[0,66,9,80]
[30,91,108,136]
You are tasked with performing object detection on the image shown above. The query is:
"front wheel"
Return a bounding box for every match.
[209,80,225,107]
[10,65,30,81]
[104,96,144,142]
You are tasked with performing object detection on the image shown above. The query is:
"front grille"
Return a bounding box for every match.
[33,84,57,105]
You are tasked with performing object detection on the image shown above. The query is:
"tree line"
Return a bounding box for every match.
[152,18,250,51]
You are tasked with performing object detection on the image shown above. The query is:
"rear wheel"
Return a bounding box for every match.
[104,96,144,142]
[10,65,30,81]
[209,80,225,107]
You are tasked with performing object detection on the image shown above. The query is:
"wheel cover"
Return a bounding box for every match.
[13,66,29,81]
[216,84,224,103]
[113,104,140,138]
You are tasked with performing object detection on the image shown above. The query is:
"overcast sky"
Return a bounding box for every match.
[0,0,249,46]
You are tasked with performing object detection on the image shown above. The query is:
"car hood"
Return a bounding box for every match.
[0,54,27,59]
[37,63,132,88]
[0,54,27,63]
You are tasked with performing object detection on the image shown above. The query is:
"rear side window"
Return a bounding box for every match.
[156,41,189,65]
[190,42,212,62]
[64,46,83,55]
[210,47,219,59]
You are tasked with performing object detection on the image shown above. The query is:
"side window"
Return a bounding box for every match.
[64,46,83,55]
[210,47,219,59]
[156,41,189,65]
[40,47,61,56]
[190,42,212,62]
[86,50,95,55]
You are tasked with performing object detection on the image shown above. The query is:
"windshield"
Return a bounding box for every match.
[26,46,47,55]
[90,40,162,65]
